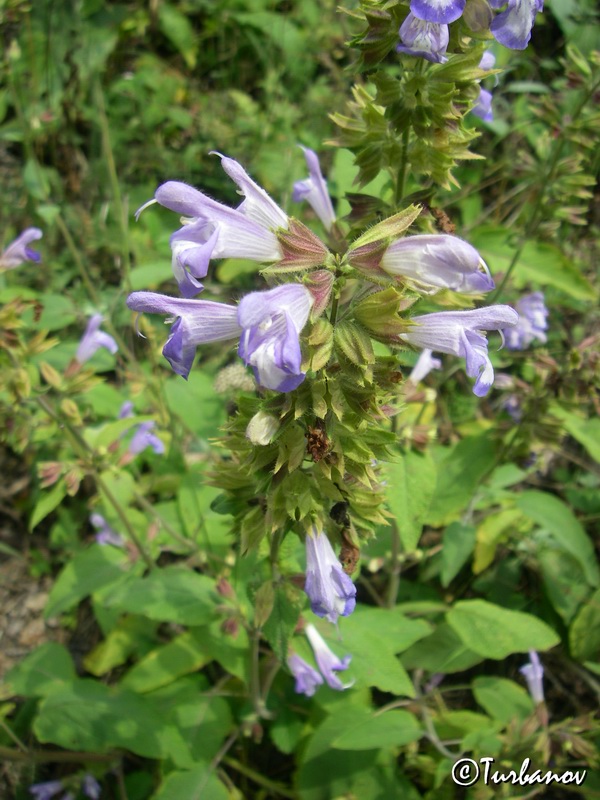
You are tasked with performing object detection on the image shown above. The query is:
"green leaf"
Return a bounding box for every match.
[472,677,534,724]
[262,582,304,660]
[34,679,189,761]
[30,482,67,531]
[516,491,599,587]
[447,600,560,659]
[441,522,476,587]
[83,617,157,676]
[34,294,77,332]
[121,630,211,693]
[157,3,197,68]
[129,261,172,291]
[551,406,600,463]
[332,709,422,750]
[385,450,437,551]
[569,589,600,662]
[3,643,75,698]
[103,566,216,625]
[425,434,497,526]
[539,549,591,623]
[45,545,132,618]
[401,623,483,674]
[152,766,229,800]
[470,226,596,301]
[164,371,224,438]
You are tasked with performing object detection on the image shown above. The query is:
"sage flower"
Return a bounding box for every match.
[127,284,313,391]
[304,528,356,623]
[29,781,64,800]
[305,624,353,691]
[90,514,124,547]
[0,227,42,270]
[138,155,289,297]
[119,402,164,455]
[408,349,442,384]
[75,314,118,364]
[472,53,496,122]
[287,653,324,697]
[292,147,336,232]
[410,0,465,24]
[400,305,519,397]
[82,775,101,800]
[380,234,495,294]
[520,650,544,704]
[396,13,449,63]
[504,292,548,350]
[490,0,543,50]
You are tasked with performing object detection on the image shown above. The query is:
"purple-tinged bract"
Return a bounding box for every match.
[287,653,324,696]
[400,305,519,397]
[410,0,465,24]
[76,314,118,364]
[305,624,353,690]
[292,147,336,232]
[396,14,449,63]
[380,234,495,294]
[0,227,43,270]
[504,292,548,350]
[304,528,356,623]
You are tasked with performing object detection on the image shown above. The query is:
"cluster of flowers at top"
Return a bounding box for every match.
[398,0,544,64]
[128,150,519,398]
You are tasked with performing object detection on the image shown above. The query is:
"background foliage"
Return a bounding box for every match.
[0,0,599,798]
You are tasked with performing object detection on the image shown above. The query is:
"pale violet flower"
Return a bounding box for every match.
[1,227,42,270]
[520,650,544,703]
[400,305,519,397]
[287,653,324,696]
[127,284,313,391]
[305,624,353,691]
[410,0,465,24]
[82,775,101,800]
[75,314,118,364]
[292,147,336,232]
[397,14,449,63]
[90,514,124,547]
[29,781,64,800]
[408,349,442,384]
[379,234,495,294]
[490,0,543,50]
[504,292,548,350]
[304,528,356,623]
[138,155,289,297]
[472,52,496,122]
[118,402,164,455]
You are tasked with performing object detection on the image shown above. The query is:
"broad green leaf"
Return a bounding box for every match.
[3,643,75,698]
[103,566,216,625]
[569,589,600,662]
[262,582,304,661]
[441,522,476,586]
[539,549,591,623]
[472,677,534,724]
[516,491,599,587]
[121,630,211,693]
[425,434,497,526]
[447,600,559,659]
[551,405,600,464]
[401,623,483,674]
[157,3,197,68]
[34,679,190,761]
[164,371,224,438]
[129,261,172,291]
[473,509,524,574]
[45,545,131,618]
[152,766,228,800]
[385,450,437,551]
[83,617,157,676]
[30,482,67,531]
[33,294,77,331]
[332,709,422,750]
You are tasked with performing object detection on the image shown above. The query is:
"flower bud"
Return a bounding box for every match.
[245,411,280,446]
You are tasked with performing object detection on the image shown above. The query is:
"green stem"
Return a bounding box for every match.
[223,756,296,799]
[55,214,100,303]
[0,745,116,763]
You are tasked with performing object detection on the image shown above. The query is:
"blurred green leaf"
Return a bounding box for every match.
[385,450,437,551]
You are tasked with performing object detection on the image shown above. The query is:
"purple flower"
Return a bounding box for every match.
[129,421,165,455]
[305,624,353,690]
[380,234,495,294]
[502,394,522,422]
[0,227,42,270]
[138,155,289,298]
[410,0,465,24]
[127,284,313,391]
[82,775,101,800]
[29,781,64,800]
[119,401,135,419]
[288,653,324,696]
[472,88,494,122]
[75,314,118,364]
[90,513,124,547]
[520,650,544,703]
[504,292,548,350]
[490,0,543,50]
[292,147,336,232]
[304,528,356,623]
[408,349,442,384]
[400,305,519,397]
[397,14,449,63]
